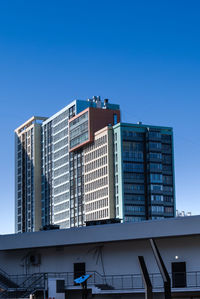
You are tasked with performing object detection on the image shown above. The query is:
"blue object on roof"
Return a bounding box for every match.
[74,274,91,284]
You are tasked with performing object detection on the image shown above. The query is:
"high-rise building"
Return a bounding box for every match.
[15,116,47,233]
[41,97,120,229]
[113,122,175,222]
[15,97,176,233]
[68,102,120,227]
[68,104,120,226]
[41,99,93,229]
[84,126,115,222]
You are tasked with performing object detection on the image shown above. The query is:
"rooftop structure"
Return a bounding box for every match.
[0,217,200,298]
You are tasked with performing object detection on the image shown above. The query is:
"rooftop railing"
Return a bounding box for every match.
[1,270,200,297]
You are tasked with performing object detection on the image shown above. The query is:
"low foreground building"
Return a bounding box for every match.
[0,216,200,298]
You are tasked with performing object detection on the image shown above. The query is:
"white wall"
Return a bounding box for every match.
[0,235,200,277]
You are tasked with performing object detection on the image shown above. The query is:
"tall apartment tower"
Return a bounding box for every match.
[113,123,175,222]
[41,100,92,229]
[15,116,47,233]
[84,126,115,222]
[69,101,120,227]
[15,97,176,233]
[42,97,120,229]
[68,101,120,227]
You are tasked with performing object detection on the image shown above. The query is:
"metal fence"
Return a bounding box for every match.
[41,271,200,290]
[3,270,200,292]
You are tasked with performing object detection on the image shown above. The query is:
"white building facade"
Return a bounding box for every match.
[2,216,200,298]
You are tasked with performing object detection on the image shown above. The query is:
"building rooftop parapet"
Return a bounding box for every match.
[15,116,48,134]
[113,122,173,131]
[1,216,200,251]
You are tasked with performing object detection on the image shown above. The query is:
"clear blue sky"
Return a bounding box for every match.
[0,0,200,234]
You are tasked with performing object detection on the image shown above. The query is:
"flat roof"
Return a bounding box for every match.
[0,216,199,251]
[15,116,48,133]
[114,122,173,131]
[42,100,77,124]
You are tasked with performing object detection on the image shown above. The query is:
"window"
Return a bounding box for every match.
[54,211,69,222]
[124,172,144,181]
[69,105,75,119]
[53,111,68,125]
[163,165,172,172]
[54,202,69,213]
[163,175,172,184]
[150,173,163,183]
[123,141,143,152]
[164,196,173,203]
[123,163,144,172]
[148,153,162,160]
[124,184,144,192]
[125,205,145,212]
[122,130,127,137]
[149,142,161,150]
[151,195,163,202]
[54,129,68,143]
[113,114,118,125]
[149,163,162,171]
[70,131,89,149]
[124,216,145,222]
[148,131,161,139]
[116,196,119,205]
[151,205,164,213]
[163,186,173,192]
[123,151,143,162]
[162,134,171,142]
[165,206,174,213]
[162,144,171,151]
[162,154,172,164]
[150,184,163,191]
[125,194,145,201]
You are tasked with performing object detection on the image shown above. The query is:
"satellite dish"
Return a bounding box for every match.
[74,274,91,284]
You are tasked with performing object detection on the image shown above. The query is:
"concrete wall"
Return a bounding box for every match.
[0,235,200,277]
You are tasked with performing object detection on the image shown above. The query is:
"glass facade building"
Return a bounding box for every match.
[15,97,175,233]
[41,100,91,229]
[113,123,175,223]
[41,97,120,229]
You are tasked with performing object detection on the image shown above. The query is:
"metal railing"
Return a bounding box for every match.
[0,267,10,280]
[1,270,200,297]
[41,271,200,290]
[0,273,45,298]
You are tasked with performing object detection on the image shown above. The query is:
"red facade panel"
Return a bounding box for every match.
[69,107,120,152]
